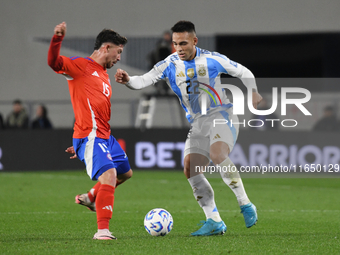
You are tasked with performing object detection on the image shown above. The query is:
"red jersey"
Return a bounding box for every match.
[48,35,112,139]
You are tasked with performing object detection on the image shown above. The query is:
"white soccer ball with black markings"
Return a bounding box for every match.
[144,208,173,236]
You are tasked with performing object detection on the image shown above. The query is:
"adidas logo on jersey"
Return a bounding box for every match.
[102,205,113,212]
[92,71,99,77]
[213,134,221,140]
[176,71,185,77]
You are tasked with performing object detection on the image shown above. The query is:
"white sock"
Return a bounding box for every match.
[98,229,110,232]
[188,174,222,222]
[218,158,250,206]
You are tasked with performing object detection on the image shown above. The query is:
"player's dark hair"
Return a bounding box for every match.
[324,105,334,112]
[171,20,196,34]
[13,99,22,105]
[94,29,128,50]
[39,105,48,118]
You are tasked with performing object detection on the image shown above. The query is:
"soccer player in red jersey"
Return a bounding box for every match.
[48,22,132,240]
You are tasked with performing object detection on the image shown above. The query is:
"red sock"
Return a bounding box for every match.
[87,182,101,203]
[95,184,115,230]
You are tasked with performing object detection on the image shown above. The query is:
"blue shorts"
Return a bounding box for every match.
[73,135,131,181]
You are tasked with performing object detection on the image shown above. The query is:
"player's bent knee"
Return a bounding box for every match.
[127,169,133,177]
[98,168,117,186]
[210,152,227,165]
[210,142,230,165]
[123,169,133,180]
[117,169,133,183]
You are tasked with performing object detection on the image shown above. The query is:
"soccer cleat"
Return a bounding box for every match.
[191,218,227,236]
[75,193,96,212]
[93,229,117,240]
[240,202,258,228]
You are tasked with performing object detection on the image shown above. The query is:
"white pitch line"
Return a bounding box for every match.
[1,209,339,215]
[0,173,89,181]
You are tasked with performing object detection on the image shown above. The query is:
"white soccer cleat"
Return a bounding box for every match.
[75,193,96,212]
[93,229,117,240]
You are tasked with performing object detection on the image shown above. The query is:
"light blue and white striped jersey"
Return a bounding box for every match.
[128,47,256,123]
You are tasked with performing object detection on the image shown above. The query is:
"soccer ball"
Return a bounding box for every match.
[144,208,173,236]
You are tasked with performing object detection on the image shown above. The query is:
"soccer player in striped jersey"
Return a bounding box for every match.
[115,20,262,236]
[48,22,132,240]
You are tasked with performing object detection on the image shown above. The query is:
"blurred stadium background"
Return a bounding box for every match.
[0,0,340,171]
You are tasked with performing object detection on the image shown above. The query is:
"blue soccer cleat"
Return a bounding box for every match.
[191,218,227,236]
[240,202,258,228]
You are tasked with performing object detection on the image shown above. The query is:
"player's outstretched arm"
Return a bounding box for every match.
[48,22,67,71]
[116,67,163,90]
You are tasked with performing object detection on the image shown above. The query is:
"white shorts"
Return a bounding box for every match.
[184,108,239,159]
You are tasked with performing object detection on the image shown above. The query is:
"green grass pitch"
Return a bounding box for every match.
[0,170,339,254]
